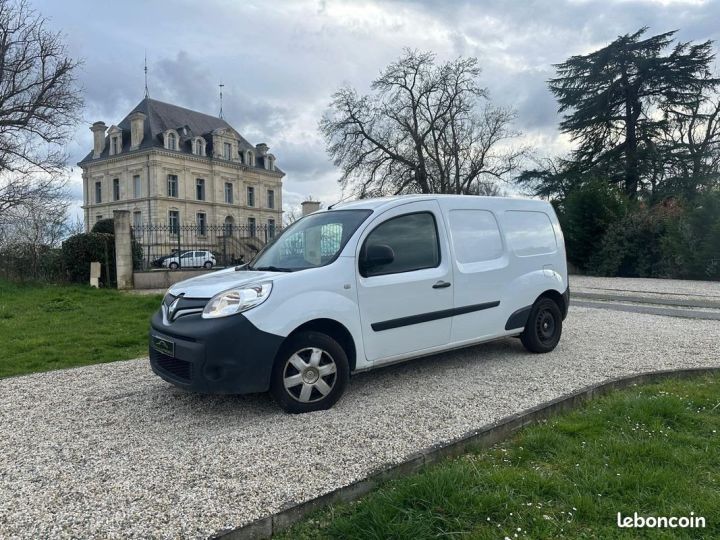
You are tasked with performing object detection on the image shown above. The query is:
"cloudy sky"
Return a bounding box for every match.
[33,0,720,220]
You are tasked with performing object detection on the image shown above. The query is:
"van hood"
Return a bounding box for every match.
[167,268,283,299]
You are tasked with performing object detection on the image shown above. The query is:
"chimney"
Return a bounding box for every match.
[301,199,321,216]
[129,112,146,150]
[90,121,107,158]
[255,143,269,156]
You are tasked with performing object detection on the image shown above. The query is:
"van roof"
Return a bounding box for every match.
[328,194,550,213]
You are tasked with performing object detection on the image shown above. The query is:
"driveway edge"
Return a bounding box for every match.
[213,366,720,540]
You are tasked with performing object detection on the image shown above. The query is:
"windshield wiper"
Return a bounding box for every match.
[254,265,294,272]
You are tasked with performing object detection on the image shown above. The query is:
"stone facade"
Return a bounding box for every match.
[78,98,284,232]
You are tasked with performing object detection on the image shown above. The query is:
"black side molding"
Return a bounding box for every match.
[372,301,500,332]
[505,305,532,331]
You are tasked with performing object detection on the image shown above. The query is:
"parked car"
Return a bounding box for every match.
[151,250,181,268]
[149,195,569,413]
[163,250,216,270]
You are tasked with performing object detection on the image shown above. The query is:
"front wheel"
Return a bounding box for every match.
[203,261,213,269]
[520,298,562,353]
[270,331,349,413]
[168,262,179,270]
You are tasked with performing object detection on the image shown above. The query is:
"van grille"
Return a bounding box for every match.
[150,349,192,382]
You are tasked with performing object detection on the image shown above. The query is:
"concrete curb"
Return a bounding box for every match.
[211,366,720,540]
[573,290,720,309]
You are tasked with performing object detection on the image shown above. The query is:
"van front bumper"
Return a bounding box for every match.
[149,310,284,394]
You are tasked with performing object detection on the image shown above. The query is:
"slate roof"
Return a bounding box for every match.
[79,98,280,173]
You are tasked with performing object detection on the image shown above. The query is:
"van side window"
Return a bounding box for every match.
[504,210,557,256]
[362,212,440,277]
[448,210,503,263]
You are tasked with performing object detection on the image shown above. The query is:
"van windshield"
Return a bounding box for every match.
[248,209,372,272]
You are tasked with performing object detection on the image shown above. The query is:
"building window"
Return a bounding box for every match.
[167,132,177,151]
[194,138,205,156]
[247,186,255,207]
[267,156,275,171]
[169,210,180,235]
[224,182,233,204]
[133,174,142,198]
[96,215,103,222]
[268,218,276,239]
[133,211,142,229]
[223,142,232,160]
[247,217,256,237]
[267,189,275,209]
[112,178,120,201]
[95,181,102,203]
[167,174,178,197]
[196,178,205,201]
[246,151,255,166]
[110,136,120,155]
[196,212,207,236]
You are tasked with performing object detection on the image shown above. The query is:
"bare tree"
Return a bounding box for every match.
[0,0,82,216]
[660,82,720,198]
[320,49,526,197]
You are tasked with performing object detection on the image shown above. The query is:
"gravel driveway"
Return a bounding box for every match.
[1,306,719,539]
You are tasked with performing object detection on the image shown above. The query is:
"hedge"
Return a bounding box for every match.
[61,232,116,285]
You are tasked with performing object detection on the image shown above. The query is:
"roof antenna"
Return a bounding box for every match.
[218,83,224,118]
[144,51,149,98]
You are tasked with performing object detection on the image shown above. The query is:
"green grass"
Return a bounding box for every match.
[281,375,720,539]
[0,279,162,378]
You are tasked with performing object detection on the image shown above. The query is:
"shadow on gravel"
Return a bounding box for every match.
[144,337,524,420]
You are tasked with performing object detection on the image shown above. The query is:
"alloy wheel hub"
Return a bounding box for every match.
[302,368,319,384]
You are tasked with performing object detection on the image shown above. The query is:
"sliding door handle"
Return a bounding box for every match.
[432,280,451,289]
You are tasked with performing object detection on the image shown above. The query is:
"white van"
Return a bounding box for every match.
[149,195,569,413]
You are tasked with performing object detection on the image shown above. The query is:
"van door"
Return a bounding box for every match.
[356,200,453,363]
[443,205,508,342]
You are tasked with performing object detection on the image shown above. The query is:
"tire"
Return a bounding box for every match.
[168,262,179,270]
[203,261,213,269]
[520,297,562,353]
[270,331,349,413]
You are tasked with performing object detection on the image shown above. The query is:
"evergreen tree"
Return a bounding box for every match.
[549,28,717,198]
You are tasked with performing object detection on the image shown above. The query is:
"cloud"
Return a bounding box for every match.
[31,0,720,217]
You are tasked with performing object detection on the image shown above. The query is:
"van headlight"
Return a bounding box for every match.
[202,282,273,319]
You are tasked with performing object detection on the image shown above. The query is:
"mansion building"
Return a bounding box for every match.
[78,98,284,236]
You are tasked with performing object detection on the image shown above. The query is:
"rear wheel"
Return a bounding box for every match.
[270,331,349,413]
[520,298,562,353]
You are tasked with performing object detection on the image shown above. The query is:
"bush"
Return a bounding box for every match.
[0,243,65,282]
[557,180,627,270]
[660,192,720,280]
[91,218,115,235]
[61,232,115,285]
[587,200,683,278]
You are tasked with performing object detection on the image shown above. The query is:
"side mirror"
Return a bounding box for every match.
[362,244,395,274]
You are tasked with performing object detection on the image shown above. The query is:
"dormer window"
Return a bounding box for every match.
[110,136,121,155]
[266,155,275,171]
[193,138,206,156]
[107,126,123,156]
[223,142,232,160]
[246,150,255,167]
[165,130,179,151]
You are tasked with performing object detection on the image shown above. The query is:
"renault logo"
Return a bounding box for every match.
[168,296,181,321]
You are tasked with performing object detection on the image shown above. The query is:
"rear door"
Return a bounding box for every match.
[356,200,453,363]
